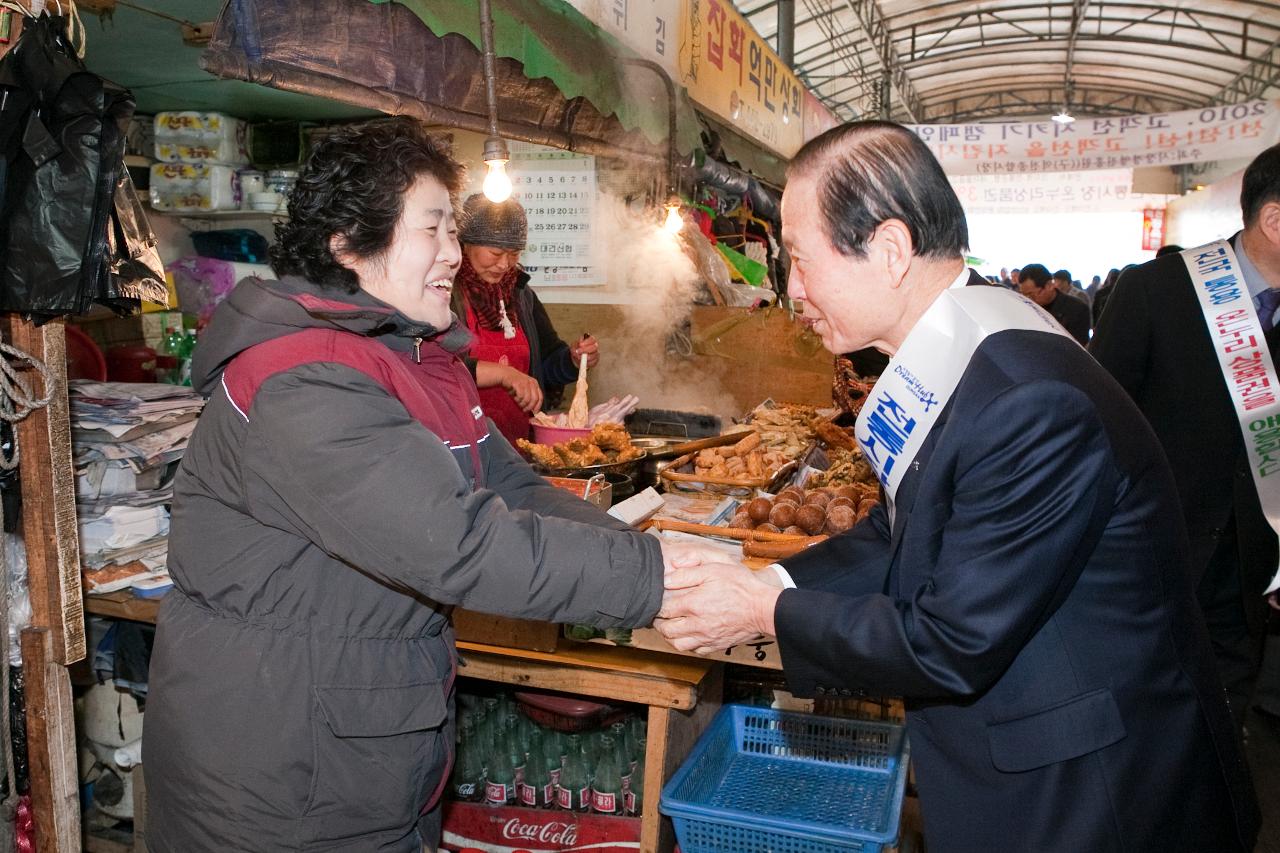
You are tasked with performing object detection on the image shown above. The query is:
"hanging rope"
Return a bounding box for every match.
[0,340,55,472]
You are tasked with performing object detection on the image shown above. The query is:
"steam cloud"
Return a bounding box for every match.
[578,193,743,423]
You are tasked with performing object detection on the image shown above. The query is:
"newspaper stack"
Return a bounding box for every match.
[70,381,205,594]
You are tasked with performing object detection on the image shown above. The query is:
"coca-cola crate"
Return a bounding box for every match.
[660,705,910,853]
[440,801,640,852]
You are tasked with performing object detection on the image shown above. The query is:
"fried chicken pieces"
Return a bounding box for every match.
[517,423,642,470]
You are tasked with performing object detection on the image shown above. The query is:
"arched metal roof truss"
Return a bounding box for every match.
[740,0,1280,122]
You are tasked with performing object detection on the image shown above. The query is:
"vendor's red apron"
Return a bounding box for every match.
[466,305,534,445]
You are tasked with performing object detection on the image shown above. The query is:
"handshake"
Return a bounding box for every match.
[651,541,785,656]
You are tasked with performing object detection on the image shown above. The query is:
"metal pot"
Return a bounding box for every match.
[567,470,635,503]
[630,437,683,490]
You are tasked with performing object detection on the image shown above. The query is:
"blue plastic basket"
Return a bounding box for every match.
[660,705,910,853]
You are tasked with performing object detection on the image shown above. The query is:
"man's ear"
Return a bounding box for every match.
[1258,201,1280,250]
[873,219,915,288]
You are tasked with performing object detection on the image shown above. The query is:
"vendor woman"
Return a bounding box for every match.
[453,194,599,443]
[142,118,711,853]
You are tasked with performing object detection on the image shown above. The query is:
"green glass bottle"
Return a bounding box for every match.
[556,750,591,813]
[484,742,515,806]
[590,748,623,815]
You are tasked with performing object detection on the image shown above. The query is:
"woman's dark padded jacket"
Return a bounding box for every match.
[143,276,664,852]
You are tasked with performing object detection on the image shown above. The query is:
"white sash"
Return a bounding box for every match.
[855,285,1071,524]
[1183,239,1280,595]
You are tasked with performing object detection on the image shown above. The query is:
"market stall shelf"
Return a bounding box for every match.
[82,594,723,853]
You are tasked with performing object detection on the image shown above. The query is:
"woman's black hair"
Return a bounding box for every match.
[269,117,464,292]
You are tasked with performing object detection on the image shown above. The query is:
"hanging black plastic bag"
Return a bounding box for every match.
[0,12,139,322]
[106,168,167,308]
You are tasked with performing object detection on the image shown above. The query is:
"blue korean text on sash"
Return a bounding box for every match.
[858,392,918,487]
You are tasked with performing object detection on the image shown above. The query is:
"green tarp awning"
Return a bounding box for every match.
[375,0,702,153]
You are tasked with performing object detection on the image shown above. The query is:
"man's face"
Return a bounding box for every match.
[1053,276,1072,293]
[782,173,899,353]
[1019,277,1056,307]
[1011,269,1021,284]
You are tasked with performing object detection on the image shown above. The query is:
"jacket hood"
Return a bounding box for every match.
[192,275,472,394]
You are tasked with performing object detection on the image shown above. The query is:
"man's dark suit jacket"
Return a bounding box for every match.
[775,329,1258,852]
[1089,246,1277,639]
[1043,288,1091,345]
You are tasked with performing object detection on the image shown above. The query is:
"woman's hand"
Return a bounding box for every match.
[502,366,544,413]
[570,335,600,368]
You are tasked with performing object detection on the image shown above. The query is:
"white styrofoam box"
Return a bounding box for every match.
[149,162,241,211]
[153,111,250,166]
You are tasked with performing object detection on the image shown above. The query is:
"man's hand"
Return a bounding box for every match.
[501,367,544,413]
[570,335,600,368]
[1268,591,1279,612]
[654,562,783,655]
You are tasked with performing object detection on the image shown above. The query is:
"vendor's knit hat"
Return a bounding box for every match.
[459,194,528,250]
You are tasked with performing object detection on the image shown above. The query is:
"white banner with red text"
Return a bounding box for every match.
[1183,240,1280,595]
[910,100,1280,176]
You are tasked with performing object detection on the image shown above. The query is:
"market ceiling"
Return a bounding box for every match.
[740,0,1280,123]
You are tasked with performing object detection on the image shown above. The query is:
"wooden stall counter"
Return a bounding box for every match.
[84,591,722,853]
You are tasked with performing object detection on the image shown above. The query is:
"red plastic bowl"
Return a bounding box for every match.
[65,325,107,381]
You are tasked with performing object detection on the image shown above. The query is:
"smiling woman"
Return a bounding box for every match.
[140,117,716,853]
[333,178,462,331]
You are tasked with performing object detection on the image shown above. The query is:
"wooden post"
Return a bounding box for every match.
[20,627,80,852]
[641,665,723,853]
[7,317,86,665]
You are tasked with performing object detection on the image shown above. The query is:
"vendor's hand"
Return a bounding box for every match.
[501,367,544,414]
[1269,591,1279,612]
[654,562,782,655]
[658,540,734,582]
[570,335,600,368]
[655,537,737,578]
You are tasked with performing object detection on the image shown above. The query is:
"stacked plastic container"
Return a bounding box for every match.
[149,112,250,212]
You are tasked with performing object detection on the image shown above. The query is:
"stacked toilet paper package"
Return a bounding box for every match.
[148,111,250,212]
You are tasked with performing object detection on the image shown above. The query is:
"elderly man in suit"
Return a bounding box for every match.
[656,121,1258,853]
[1091,143,1280,734]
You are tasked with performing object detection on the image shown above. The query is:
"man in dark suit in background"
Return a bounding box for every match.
[1091,144,1280,733]
[1018,262,1091,344]
[655,121,1257,853]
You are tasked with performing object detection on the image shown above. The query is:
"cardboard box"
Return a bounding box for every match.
[440,801,640,852]
[565,625,782,670]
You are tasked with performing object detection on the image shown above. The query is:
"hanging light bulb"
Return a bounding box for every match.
[477,0,513,203]
[1051,110,1075,125]
[663,197,683,234]
[482,157,512,202]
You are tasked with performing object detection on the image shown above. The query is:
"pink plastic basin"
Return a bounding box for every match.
[530,419,592,445]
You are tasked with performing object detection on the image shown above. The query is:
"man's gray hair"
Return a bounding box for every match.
[788,121,968,261]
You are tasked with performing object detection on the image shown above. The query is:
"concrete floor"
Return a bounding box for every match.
[1249,708,1280,853]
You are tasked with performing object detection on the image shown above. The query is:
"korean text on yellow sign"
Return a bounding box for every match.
[678,0,804,157]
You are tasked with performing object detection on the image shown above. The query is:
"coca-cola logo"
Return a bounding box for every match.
[502,817,579,846]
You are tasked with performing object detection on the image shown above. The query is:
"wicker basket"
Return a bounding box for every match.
[659,452,798,496]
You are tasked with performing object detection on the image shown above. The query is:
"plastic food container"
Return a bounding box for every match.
[514,691,629,733]
[247,191,285,213]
